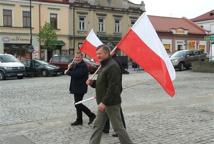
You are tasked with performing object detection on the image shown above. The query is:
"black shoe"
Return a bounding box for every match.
[112,133,118,137]
[71,121,82,126]
[88,113,96,125]
[103,129,109,134]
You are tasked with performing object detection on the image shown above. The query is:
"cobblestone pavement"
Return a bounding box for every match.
[0,70,214,144]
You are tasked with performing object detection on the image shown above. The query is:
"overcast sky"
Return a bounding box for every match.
[130,0,214,19]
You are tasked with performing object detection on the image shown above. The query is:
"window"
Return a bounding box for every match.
[23,11,30,28]
[50,13,58,29]
[187,40,196,50]
[3,9,12,27]
[131,20,136,26]
[98,17,104,32]
[163,44,171,53]
[79,16,85,31]
[114,18,120,33]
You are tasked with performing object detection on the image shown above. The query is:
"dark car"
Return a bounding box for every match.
[49,55,99,74]
[22,59,61,77]
[49,55,73,72]
[170,50,206,71]
[82,58,99,74]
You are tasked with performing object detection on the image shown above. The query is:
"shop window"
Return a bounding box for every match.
[163,44,171,53]
[199,45,205,52]
[187,40,196,50]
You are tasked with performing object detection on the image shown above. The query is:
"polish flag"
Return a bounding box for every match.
[117,13,176,96]
[80,29,103,63]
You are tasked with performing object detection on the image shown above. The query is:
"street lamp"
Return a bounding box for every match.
[30,0,32,46]
[28,0,34,57]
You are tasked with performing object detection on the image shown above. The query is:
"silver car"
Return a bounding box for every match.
[170,50,206,71]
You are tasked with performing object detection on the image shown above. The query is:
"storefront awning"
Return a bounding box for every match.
[47,40,65,46]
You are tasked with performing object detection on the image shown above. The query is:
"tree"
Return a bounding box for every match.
[38,22,57,50]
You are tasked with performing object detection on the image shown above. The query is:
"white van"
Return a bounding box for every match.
[0,54,25,80]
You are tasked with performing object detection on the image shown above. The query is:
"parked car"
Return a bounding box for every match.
[49,55,99,74]
[22,59,61,77]
[170,50,206,71]
[82,58,99,74]
[49,55,73,72]
[0,54,25,80]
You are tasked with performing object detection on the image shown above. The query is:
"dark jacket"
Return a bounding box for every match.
[66,60,89,94]
[93,57,122,106]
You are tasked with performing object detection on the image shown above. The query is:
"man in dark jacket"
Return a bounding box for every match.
[86,45,133,144]
[65,51,95,126]
[103,51,127,137]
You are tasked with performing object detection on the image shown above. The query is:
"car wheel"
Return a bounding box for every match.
[17,76,23,79]
[42,70,48,77]
[0,71,5,80]
[178,62,185,71]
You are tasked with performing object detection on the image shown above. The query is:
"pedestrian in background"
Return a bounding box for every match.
[65,51,96,126]
[86,45,133,144]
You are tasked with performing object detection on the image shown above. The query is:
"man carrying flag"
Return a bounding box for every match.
[86,45,133,144]
[79,29,127,137]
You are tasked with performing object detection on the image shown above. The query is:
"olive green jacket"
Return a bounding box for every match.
[93,57,122,106]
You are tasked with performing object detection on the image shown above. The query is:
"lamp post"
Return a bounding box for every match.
[29,0,33,59]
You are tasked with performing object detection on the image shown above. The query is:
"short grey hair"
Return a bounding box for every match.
[97,44,111,54]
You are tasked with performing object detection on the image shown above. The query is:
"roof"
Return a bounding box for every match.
[33,0,69,4]
[148,15,206,35]
[191,10,214,22]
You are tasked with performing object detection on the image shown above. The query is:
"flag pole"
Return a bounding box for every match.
[75,96,96,105]
[64,58,75,74]
[89,46,117,80]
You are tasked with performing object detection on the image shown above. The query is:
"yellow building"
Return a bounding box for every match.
[0,0,70,60]
[69,0,145,54]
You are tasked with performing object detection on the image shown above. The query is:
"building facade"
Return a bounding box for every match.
[191,10,214,59]
[0,0,70,60]
[69,0,145,55]
[192,10,214,35]
[0,0,144,60]
[149,16,208,54]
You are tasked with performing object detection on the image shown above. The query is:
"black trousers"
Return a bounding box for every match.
[74,93,93,122]
[104,107,126,131]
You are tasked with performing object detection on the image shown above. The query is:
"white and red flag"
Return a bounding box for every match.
[80,29,103,63]
[116,13,176,96]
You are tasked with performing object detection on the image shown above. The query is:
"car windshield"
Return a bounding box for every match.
[51,55,72,63]
[36,59,49,65]
[171,51,187,58]
[83,58,96,65]
[0,55,19,63]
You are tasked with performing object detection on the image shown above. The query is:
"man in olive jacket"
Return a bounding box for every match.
[65,52,95,126]
[86,45,133,144]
